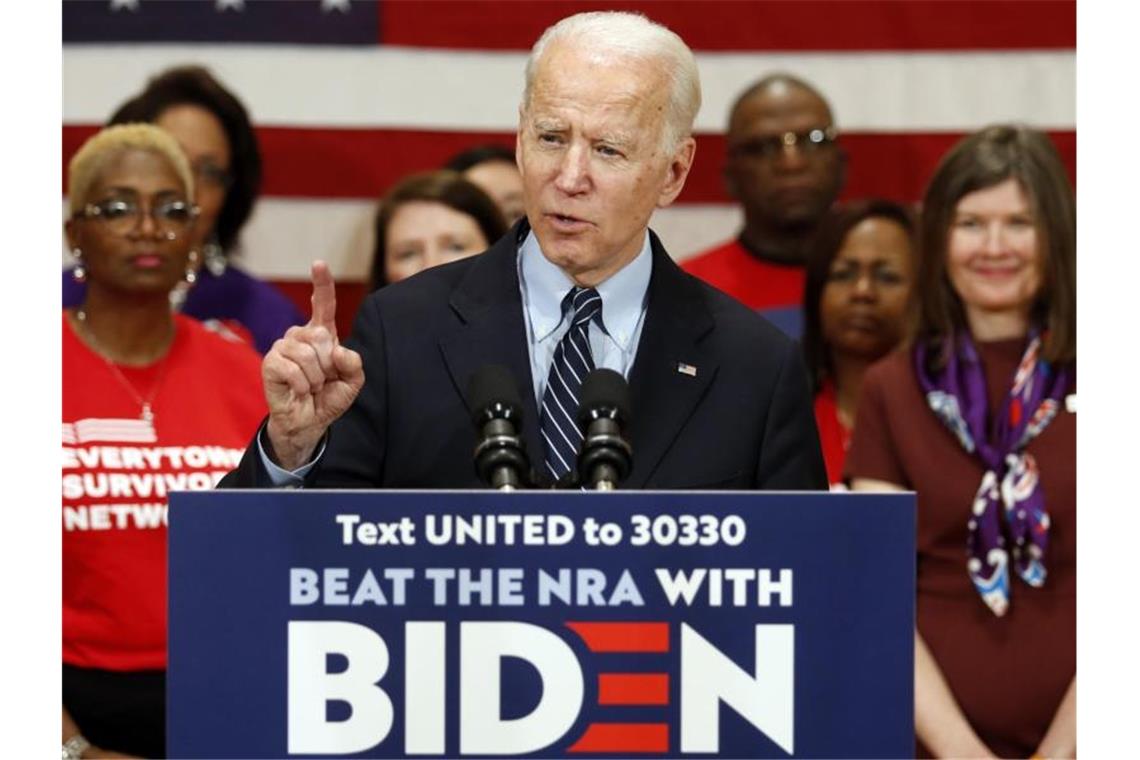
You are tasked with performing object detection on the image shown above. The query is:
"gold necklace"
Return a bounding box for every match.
[73,308,173,424]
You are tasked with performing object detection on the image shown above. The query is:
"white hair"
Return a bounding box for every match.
[521,11,702,152]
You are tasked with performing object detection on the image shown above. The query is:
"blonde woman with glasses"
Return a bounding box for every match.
[62,124,265,759]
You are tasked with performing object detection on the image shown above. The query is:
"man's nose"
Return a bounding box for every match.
[554,144,590,194]
[772,140,810,172]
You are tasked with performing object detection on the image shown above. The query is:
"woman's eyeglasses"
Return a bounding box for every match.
[78,198,199,238]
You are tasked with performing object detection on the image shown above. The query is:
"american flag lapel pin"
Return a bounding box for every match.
[677,362,697,377]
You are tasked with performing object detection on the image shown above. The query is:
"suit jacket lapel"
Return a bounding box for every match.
[625,234,717,488]
[438,224,717,488]
[438,223,544,466]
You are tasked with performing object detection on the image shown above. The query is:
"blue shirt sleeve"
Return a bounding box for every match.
[256,426,327,486]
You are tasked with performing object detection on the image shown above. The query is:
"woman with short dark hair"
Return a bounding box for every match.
[63,65,304,353]
[847,125,1076,758]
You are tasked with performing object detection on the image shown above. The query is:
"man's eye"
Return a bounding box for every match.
[596,145,621,158]
[538,133,562,145]
[759,141,779,156]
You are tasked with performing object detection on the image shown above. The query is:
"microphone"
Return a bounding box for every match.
[468,365,531,491]
[576,368,633,490]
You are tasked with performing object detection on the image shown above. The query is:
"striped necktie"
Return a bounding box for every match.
[540,287,602,481]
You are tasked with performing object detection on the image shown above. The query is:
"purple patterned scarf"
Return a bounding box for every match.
[915,330,1070,616]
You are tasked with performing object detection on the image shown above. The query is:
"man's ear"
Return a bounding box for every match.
[657,137,696,208]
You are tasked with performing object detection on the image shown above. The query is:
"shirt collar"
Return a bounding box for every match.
[518,230,652,349]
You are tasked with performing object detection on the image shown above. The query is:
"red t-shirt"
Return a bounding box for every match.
[681,238,807,336]
[62,312,266,671]
[812,379,851,488]
[681,238,806,310]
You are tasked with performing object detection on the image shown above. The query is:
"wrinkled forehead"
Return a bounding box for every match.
[527,53,671,154]
[729,84,833,139]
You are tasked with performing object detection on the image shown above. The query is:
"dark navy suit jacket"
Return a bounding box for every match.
[221,224,826,490]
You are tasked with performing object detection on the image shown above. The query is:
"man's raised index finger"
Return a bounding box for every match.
[309,260,338,335]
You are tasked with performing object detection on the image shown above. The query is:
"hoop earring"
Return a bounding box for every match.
[72,248,86,283]
[185,249,200,285]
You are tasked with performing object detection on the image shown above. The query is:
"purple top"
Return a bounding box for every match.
[62,265,304,355]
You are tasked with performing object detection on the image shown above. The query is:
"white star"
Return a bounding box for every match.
[321,0,351,12]
[215,0,245,11]
[109,0,140,11]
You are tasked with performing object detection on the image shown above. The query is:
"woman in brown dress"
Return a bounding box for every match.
[847,125,1076,758]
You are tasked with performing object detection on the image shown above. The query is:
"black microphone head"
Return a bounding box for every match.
[467,364,524,427]
[578,368,630,426]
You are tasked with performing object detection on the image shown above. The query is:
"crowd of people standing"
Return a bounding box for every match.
[60,14,1076,758]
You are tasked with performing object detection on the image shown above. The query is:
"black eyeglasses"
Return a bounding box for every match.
[78,197,199,238]
[729,127,839,161]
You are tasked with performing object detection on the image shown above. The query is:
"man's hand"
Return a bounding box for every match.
[263,261,365,470]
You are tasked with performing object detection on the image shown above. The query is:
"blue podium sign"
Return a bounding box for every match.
[168,491,914,758]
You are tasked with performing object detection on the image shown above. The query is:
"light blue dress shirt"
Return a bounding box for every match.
[517,228,651,406]
[261,229,653,484]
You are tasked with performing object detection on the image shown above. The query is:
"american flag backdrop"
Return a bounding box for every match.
[62,0,1076,335]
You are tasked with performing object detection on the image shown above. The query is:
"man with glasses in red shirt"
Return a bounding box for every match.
[683,74,846,337]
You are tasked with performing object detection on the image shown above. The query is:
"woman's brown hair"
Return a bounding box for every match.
[916,124,1075,366]
[370,171,508,290]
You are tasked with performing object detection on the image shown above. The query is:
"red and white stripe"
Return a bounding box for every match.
[63,418,158,445]
[63,1,1075,316]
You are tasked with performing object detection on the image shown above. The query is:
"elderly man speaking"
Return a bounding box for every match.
[222,11,826,491]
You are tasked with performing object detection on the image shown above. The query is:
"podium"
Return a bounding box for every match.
[168,490,914,758]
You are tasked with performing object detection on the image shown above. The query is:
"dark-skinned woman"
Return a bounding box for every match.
[800,199,917,486]
[63,65,304,353]
[62,124,266,759]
